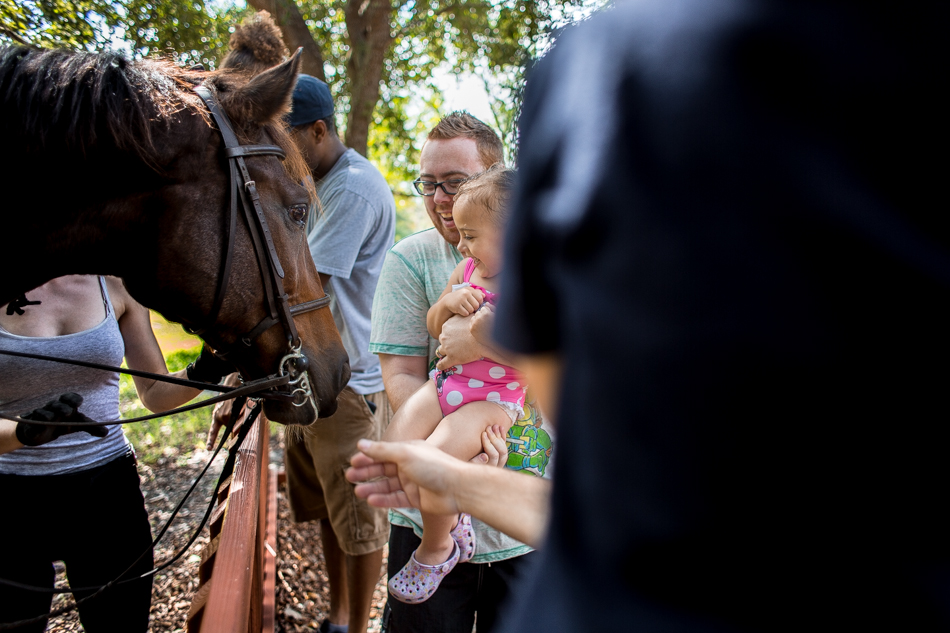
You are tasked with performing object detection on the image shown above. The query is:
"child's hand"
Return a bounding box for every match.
[444,286,485,317]
[471,425,509,468]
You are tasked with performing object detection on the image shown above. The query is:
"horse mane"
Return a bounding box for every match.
[0,46,201,161]
[0,45,313,198]
[221,11,288,74]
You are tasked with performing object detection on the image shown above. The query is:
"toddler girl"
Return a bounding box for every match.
[384,164,525,603]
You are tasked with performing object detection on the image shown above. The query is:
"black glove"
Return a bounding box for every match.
[186,345,237,385]
[15,393,108,447]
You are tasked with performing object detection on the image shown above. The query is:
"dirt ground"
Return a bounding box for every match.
[44,437,388,632]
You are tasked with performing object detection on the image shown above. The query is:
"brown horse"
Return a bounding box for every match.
[0,46,349,425]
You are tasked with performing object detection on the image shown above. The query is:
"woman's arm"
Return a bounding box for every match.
[108,278,202,412]
[347,438,552,548]
[0,419,23,455]
[426,261,481,339]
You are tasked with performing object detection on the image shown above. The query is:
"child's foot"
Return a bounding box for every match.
[450,513,476,563]
[388,543,460,604]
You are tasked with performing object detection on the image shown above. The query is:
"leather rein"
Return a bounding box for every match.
[0,84,329,426]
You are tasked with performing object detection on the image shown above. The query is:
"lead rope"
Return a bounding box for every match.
[0,348,301,427]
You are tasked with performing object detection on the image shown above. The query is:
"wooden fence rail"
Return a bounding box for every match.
[186,405,279,633]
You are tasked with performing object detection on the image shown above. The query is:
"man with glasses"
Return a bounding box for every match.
[369,112,545,632]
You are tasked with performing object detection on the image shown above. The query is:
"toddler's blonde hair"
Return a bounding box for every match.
[454,163,516,227]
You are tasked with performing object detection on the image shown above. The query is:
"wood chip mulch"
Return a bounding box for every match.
[44,435,388,632]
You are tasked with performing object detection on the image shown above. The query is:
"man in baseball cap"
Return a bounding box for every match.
[288,75,335,129]
[284,74,396,633]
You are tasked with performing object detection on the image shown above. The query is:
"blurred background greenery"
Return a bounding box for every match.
[121,313,206,463]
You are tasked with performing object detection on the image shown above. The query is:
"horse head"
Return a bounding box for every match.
[0,46,349,425]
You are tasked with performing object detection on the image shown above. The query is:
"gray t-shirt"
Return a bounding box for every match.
[309,148,395,395]
[0,277,131,475]
[370,227,549,563]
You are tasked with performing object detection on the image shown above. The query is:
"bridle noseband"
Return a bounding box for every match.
[190,85,329,410]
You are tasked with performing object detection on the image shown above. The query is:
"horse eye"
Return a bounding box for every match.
[289,204,308,224]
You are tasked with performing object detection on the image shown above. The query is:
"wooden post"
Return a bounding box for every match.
[199,414,265,633]
[261,462,279,633]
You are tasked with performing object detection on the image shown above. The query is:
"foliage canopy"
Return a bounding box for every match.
[1,0,601,238]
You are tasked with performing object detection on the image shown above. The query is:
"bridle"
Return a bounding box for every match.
[0,84,332,426]
[0,78,337,631]
[189,84,330,411]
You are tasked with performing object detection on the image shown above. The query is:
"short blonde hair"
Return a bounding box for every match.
[454,164,516,227]
[427,112,504,170]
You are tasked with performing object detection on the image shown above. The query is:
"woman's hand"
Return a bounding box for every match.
[347,439,465,515]
[207,372,242,449]
[15,393,107,447]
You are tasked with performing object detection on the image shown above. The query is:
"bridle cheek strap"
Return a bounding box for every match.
[188,85,332,408]
[192,84,322,352]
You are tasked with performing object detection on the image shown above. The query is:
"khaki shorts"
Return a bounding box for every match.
[284,386,393,556]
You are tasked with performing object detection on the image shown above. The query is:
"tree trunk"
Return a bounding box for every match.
[343,0,394,156]
[247,0,326,81]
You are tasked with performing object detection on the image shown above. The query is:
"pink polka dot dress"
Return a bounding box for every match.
[434,259,528,417]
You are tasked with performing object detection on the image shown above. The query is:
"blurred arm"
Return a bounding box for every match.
[347,438,551,547]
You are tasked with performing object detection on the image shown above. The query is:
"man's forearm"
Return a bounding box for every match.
[379,353,429,412]
[385,373,427,413]
[452,463,552,548]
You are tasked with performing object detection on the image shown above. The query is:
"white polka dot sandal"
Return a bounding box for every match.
[388,542,460,604]
[450,513,476,563]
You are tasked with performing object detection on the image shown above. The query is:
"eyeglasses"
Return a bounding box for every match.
[412,179,466,196]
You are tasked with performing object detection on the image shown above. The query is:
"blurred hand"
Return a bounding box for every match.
[346,426,510,516]
[15,393,107,447]
[347,439,466,515]
[468,303,495,347]
[207,372,242,449]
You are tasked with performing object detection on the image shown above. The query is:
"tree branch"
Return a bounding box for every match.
[395,2,467,39]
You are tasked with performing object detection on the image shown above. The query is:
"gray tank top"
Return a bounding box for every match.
[0,277,130,475]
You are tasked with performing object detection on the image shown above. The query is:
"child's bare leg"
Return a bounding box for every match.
[382,382,443,443]
[414,402,514,565]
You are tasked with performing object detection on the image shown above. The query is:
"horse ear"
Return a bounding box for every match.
[237,48,303,124]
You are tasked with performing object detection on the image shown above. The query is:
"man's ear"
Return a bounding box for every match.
[311,119,328,145]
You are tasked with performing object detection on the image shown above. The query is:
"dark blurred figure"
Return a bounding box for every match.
[495,0,948,630]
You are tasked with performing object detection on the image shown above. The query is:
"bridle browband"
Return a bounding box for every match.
[188,84,330,410]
